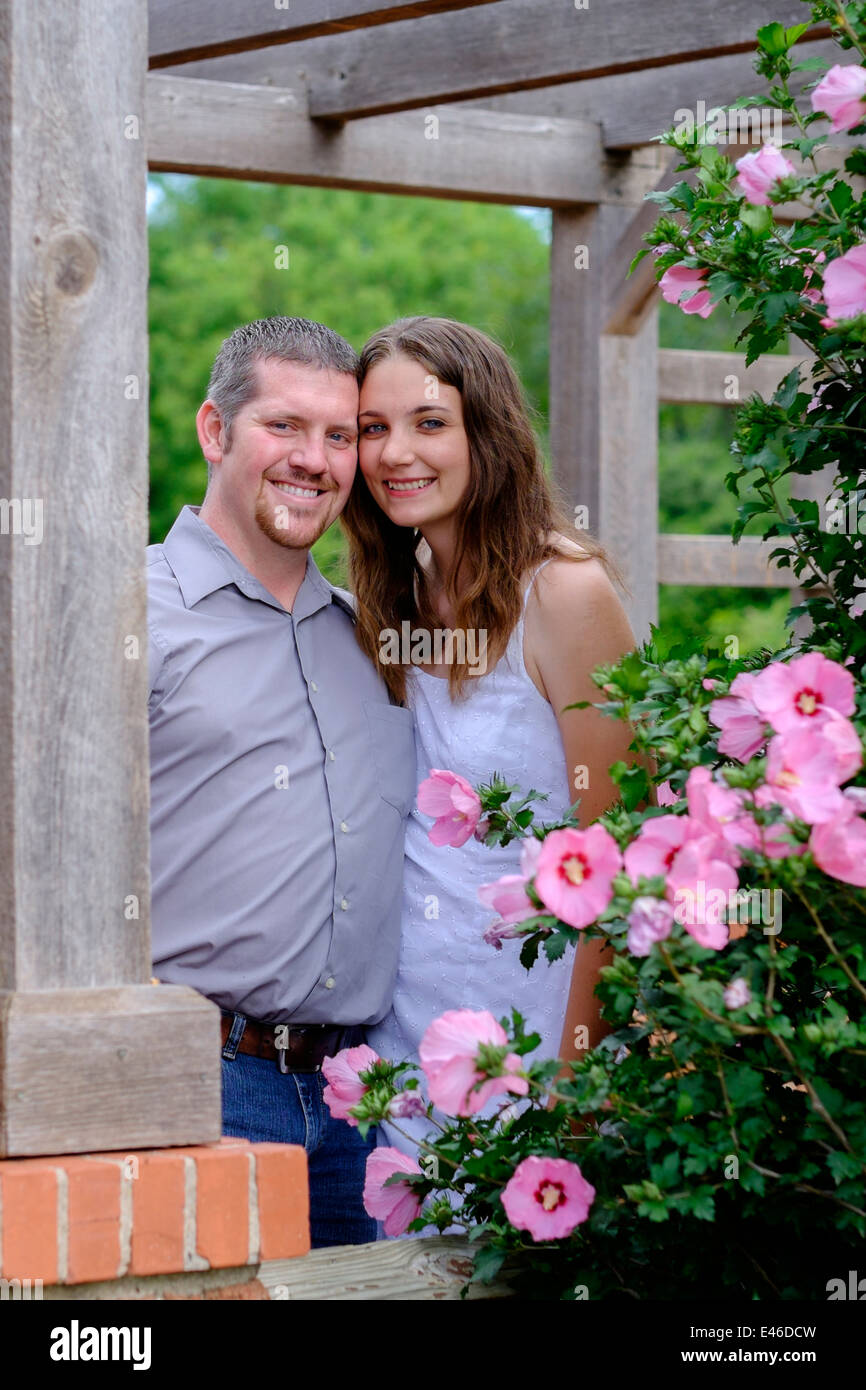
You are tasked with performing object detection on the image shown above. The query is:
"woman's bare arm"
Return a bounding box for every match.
[523,555,641,1067]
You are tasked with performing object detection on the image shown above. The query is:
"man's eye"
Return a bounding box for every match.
[270,421,291,431]
[329,432,354,445]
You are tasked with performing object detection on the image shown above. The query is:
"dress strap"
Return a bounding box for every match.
[522,556,556,607]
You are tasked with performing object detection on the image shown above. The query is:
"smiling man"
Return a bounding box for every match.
[146,318,416,1246]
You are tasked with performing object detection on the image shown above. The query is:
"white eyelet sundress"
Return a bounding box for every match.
[367,560,577,1176]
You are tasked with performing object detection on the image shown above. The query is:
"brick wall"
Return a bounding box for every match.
[0,1138,308,1299]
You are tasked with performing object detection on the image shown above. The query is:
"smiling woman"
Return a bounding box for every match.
[340,316,644,1192]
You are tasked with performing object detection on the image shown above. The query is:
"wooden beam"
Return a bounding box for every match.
[149,0,502,68]
[0,0,221,1155]
[550,207,608,526]
[146,75,669,206]
[464,39,838,149]
[599,311,660,642]
[657,534,799,588]
[296,0,826,120]
[659,350,808,406]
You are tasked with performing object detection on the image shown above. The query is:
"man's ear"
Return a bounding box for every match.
[196,399,226,469]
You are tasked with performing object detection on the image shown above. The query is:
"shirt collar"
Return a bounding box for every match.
[161,505,355,622]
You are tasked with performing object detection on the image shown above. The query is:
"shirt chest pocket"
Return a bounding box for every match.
[364,700,417,817]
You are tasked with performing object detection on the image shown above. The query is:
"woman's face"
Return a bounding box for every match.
[358,354,471,534]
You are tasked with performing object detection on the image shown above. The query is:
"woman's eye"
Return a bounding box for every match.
[361,423,386,436]
[419,418,445,429]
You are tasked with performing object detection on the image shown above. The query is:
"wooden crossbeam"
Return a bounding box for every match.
[235,0,821,121]
[658,534,799,588]
[148,0,501,68]
[146,75,669,206]
[659,350,808,406]
[466,39,838,149]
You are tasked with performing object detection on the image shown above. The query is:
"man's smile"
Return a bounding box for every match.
[268,478,330,503]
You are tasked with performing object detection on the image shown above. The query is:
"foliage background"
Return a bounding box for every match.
[147,175,792,652]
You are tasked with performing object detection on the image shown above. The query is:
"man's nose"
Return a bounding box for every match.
[287,434,328,473]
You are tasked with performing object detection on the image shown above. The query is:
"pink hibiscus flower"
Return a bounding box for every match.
[479,838,544,948]
[363,1148,423,1237]
[820,244,866,328]
[501,1156,596,1242]
[419,1009,529,1117]
[811,63,866,133]
[321,1044,381,1126]
[764,728,851,825]
[708,671,769,761]
[748,652,855,735]
[811,802,866,887]
[417,768,482,847]
[659,264,716,318]
[534,824,622,929]
[734,143,795,205]
[667,836,736,950]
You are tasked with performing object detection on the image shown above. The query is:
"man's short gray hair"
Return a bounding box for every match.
[204,317,360,481]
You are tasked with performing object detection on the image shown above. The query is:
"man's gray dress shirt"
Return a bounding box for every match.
[147,505,416,1025]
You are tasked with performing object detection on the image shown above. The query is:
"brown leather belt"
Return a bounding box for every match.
[220,1013,365,1074]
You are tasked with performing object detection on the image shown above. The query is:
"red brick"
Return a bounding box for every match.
[0,1159,58,1283]
[129,1152,185,1276]
[252,1144,309,1260]
[63,1158,122,1284]
[195,1148,249,1268]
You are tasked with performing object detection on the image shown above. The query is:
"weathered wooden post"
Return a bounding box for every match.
[0,0,220,1156]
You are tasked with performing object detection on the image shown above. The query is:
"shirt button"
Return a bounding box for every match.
[310,681,318,692]
[340,898,349,911]
[340,821,349,833]
[328,750,335,761]
[325,976,336,989]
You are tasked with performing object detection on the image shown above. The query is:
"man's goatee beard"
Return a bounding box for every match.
[255,494,326,550]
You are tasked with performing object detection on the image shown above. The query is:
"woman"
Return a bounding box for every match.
[341,316,640,1172]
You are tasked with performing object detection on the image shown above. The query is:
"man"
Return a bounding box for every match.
[147,317,416,1247]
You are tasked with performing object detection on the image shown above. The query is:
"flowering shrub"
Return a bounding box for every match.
[325,5,866,1299]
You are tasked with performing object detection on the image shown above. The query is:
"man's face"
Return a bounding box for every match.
[204,357,360,552]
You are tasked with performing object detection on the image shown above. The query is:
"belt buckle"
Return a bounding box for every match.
[275,1024,291,1074]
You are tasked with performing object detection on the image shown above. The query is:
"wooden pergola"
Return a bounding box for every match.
[0,0,838,1173]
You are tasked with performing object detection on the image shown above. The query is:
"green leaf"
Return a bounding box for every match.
[472,1243,506,1283]
[739,204,773,236]
[756,22,788,56]
[784,21,812,47]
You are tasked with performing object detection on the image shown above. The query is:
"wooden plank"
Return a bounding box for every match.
[657,534,800,588]
[599,310,660,643]
[549,206,618,525]
[147,75,669,206]
[149,1,501,67]
[259,1236,514,1300]
[301,0,825,120]
[0,0,222,1154]
[465,39,838,149]
[659,350,807,406]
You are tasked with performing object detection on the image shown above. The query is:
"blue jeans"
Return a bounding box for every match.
[220,1017,378,1248]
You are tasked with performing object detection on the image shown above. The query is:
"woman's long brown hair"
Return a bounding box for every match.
[341,316,626,704]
